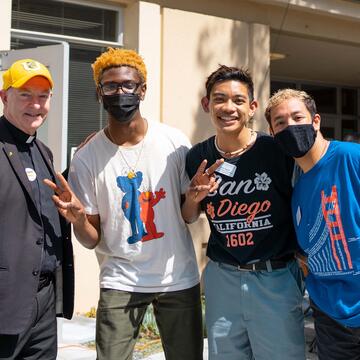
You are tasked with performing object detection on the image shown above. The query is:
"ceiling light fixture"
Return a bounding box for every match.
[270,52,287,61]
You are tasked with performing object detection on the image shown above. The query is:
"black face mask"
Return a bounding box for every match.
[102,93,140,123]
[274,124,317,158]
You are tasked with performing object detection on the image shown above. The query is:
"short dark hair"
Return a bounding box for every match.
[205,65,254,101]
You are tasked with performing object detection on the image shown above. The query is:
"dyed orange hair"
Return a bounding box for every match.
[92,47,147,85]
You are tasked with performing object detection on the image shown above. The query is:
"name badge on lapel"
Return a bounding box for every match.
[25,167,37,182]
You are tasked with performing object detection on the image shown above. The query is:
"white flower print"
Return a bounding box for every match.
[254,172,272,191]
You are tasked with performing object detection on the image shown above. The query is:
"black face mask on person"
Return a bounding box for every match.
[102,93,140,123]
[274,124,317,158]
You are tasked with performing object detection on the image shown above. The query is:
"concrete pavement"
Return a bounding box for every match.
[57,315,208,359]
[57,317,96,360]
[57,315,316,359]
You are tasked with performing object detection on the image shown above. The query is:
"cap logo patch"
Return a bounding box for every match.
[22,60,41,72]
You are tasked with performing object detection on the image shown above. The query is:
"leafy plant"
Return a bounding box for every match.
[140,304,160,339]
[84,306,97,318]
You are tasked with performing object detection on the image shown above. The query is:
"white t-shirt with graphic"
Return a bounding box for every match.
[69,120,199,292]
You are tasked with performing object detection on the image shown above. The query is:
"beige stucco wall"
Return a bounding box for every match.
[124,1,162,122]
[72,235,100,315]
[161,7,270,140]
[141,0,360,47]
[161,8,248,141]
[74,0,271,312]
[4,0,359,313]
[123,0,270,137]
[160,7,270,273]
[69,0,360,314]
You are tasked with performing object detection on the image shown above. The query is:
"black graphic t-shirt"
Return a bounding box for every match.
[186,132,298,265]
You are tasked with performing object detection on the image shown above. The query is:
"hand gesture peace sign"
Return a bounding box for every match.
[43,172,86,225]
[187,158,224,203]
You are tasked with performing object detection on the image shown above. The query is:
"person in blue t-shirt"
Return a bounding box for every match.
[265,88,360,360]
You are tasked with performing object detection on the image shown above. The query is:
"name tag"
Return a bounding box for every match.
[216,162,237,178]
[25,167,37,182]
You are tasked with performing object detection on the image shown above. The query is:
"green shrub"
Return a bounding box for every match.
[84,306,97,318]
[140,304,160,339]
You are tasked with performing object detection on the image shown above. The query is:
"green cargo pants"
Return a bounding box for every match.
[96,284,203,360]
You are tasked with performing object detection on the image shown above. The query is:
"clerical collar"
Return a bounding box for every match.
[4,117,36,144]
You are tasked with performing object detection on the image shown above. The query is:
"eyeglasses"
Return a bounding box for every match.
[99,81,142,96]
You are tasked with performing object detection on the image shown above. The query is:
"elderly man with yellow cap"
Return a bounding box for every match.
[0,59,74,359]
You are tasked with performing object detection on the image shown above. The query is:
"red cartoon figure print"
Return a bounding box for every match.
[139,188,166,241]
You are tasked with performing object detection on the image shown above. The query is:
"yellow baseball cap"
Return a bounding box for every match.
[2,58,54,90]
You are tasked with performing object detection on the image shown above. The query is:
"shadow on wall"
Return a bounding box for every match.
[191,21,246,143]
[192,19,269,144]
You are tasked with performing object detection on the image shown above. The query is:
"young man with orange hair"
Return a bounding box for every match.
[46,48,203,360]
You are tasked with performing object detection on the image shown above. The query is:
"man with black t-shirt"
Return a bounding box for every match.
[182,65,305,359]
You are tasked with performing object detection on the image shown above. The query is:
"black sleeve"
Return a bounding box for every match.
[185,143,203,180]
[272,139,295,197]
[62,167,69,180]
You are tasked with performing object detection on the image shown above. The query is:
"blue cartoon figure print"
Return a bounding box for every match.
[116,171,147,244]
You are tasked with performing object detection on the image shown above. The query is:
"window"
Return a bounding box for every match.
[11,0,121,162]
[271,80,360,140]
[270,81,296,95]
[342,119,357,139]
[301,85,337,115]
[342,88,357,116]
[12,0,117,41]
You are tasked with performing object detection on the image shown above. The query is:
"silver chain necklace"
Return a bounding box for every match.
[106,126,146,179]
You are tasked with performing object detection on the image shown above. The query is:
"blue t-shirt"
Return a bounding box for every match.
[292,140,360,327]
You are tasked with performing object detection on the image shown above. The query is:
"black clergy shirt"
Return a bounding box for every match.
[4,118,63,275]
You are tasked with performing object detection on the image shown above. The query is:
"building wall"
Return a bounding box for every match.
[124,1,162,123]
[139,0,360,46]
[1,0,360,313]
[161,7,269,140]
[123,1,270,138]
[122,2,269,278]
[73,0,360,312]
[72,230,100,315]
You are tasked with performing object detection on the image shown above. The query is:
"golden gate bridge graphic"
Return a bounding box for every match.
[321,185,353,271]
